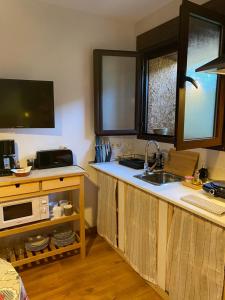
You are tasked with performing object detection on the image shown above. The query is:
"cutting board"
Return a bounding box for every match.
[164,149,199,177]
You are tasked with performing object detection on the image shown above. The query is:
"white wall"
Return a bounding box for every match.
[0,0,135,166]
[0,0,136,226]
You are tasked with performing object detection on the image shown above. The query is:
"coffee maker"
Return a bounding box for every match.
[0,140,16,176]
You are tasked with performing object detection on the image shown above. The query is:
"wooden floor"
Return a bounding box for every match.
[20,235,162,300]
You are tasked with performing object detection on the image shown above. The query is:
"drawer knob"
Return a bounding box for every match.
[15,184,20,188]
[59,177,64,182]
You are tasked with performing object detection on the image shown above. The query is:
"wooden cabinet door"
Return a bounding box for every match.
[166,207,225,300]
[175,0,225,150]
[124,185,158,284]
[97,171,118,247]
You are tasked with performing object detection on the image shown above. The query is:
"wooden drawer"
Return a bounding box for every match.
[42,176,80,191]
[0,182,40,198]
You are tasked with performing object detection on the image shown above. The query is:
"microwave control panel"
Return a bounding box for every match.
[39,196,50,219]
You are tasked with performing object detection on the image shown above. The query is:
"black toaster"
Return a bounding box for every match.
[36,149,73,169]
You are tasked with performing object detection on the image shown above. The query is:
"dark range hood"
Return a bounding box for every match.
[195,54,225,75]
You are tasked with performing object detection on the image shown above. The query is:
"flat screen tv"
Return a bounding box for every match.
[0,78,55,128]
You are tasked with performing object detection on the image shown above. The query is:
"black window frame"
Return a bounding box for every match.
[93,49,139,136]
[175,0,225,150]
[137,42,178,143]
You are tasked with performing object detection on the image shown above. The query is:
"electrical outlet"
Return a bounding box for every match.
[111,143,123,160]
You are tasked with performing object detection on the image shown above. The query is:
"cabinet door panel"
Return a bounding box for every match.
[94,49,138,136]
[102,56,136,131]
[166,207,225,300]
[97,171,118,247]
[124,185,158,284]
[176,0,225,150]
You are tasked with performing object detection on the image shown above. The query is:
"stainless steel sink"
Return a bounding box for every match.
[134,171,183,185]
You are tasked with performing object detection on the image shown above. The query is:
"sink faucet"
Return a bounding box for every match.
[144,140,161,174]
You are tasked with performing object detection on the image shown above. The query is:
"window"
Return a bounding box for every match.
[137,0,225,150]
[175,0,225,150]
[138,44,177,143]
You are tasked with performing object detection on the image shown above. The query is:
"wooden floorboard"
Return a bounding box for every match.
[20,235,162,300]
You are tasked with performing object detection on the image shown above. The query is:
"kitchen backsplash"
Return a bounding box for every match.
[108,136,225,181]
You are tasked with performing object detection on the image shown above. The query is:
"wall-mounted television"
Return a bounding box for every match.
[0,78,55,128]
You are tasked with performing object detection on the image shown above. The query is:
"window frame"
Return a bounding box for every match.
[93,49,139,136]
[137,42,178,143]
[175,0,225,150]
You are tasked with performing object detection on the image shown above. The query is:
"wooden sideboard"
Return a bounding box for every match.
[0,166,86,267]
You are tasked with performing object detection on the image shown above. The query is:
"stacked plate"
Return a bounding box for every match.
[52,228,75,247]
[25,235,49,252]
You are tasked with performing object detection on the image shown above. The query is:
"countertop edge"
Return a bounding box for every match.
[0,166,86,186]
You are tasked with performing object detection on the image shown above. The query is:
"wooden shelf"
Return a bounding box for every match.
[11,239,81,268]
[0,171,85,267]
[0,214,80,238]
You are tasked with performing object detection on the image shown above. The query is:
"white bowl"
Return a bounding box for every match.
[153,128,169,135]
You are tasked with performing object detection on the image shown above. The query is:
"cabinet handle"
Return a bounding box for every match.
[184,76,198,89]
[15,184,20,188]
[59,177,64,182]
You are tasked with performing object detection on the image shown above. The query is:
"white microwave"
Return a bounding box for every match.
[0,196,49,229]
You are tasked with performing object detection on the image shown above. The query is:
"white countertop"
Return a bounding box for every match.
[91,162,225,228]
[0,165,85,186]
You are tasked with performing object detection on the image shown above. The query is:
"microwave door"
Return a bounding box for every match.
[0,198,40,229]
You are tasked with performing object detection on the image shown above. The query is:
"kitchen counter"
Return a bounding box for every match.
[0,166,85,187]
[91,161,225,228]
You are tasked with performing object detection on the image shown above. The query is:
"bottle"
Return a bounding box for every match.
[192,170,201,185]
[53,204,63,218]
[199,165,208,183]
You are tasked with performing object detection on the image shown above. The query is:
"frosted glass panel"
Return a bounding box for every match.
[184,16,221,140]
[147,52,177,136]
[102,56,136,131]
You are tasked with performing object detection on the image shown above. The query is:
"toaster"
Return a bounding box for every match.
[36,149,73,169]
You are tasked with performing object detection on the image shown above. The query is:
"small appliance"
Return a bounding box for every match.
[0,140,16,176]
[203,181,225,199]
[0,196,49,229]
[35,149,73,169]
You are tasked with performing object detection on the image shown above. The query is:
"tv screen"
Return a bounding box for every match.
[0,79,55,128]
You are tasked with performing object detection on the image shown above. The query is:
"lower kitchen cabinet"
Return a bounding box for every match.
[94,169,225,300]
[124,184,158,284]
[97,171,118,247]
[166,206,225,300]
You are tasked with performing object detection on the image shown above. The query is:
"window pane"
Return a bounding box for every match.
[147,53,177,136]
[184,16,221,140]
[102,56,136,131]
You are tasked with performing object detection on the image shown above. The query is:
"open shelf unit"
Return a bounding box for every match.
[0,214,81,267]
[0,213,80,238]
[11,234,80,268]
[0,167,86,268]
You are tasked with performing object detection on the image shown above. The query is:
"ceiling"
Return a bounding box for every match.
[39,0,174,22]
